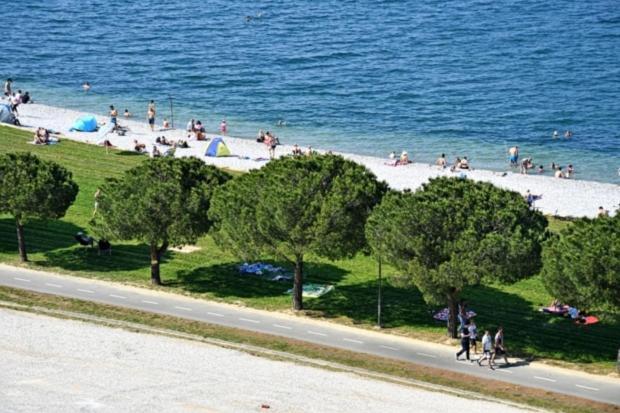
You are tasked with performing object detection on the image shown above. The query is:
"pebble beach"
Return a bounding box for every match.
[11,102,620,219]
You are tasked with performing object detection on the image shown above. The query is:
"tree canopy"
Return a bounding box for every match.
[0,152,78,262]
[209,154,387,310]
[366,177,548,336]
[92,156,231,285]
[541,214,620,311]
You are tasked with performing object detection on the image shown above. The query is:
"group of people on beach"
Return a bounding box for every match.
[3,78,31,116]
[509,146,575,178]
[256,130,281,159]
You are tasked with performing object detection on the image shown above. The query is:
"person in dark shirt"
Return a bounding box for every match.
[456,323,471,361]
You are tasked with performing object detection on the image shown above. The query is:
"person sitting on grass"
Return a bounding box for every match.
[133,140,146,153]
[33,127,50,145]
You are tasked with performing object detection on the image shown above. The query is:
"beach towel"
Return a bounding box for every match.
[70,115,98,132]
[286,283,334,298]
[578,316,599,325]
[433,308,477,322]
[540,305,569,315]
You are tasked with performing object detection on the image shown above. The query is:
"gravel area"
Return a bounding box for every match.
[0,309,527,412]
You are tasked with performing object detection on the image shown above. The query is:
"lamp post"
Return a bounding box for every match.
[377,254,383,328]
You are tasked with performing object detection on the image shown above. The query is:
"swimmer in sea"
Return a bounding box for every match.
[508,146,519,166]
[552,130,559,139]
[82,82,91,92]
[564,130,573,139]
[124,109,132,118]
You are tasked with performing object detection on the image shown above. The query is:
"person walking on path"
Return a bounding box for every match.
[477,330,494,369]
[456,322,471,361]
[490,326,510,367]
[468,320,478,355]
[147,100,156,132]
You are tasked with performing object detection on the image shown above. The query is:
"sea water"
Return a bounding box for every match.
[2,0,619,183]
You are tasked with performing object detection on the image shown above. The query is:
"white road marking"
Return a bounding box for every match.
[273,324,292,330]
[416,352,437,358]
[174,306,192,312]
[207,312,224,317]
[13,277,31,282]
[496,369,513,374]
[109,294,126,299]
[239,317,260,324]
[141,300,158,305]
[45,283,62,288]
[534,376,556,383]
[380,345,399,351]
[307,330,327,337]
[77,289,94,294]
[343,338,364,344]
[575,384,599,391]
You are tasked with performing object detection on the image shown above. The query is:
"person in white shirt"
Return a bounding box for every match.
[468,320,478,354]
[477,330,494,369]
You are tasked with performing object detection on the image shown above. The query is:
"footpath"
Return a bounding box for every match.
[0,264,618,406]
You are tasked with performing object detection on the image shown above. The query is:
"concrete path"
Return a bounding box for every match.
[1,264,618,406]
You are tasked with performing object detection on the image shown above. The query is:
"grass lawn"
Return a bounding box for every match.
[1,125,618,374]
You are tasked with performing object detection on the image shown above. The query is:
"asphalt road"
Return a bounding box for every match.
[1,264,618,406]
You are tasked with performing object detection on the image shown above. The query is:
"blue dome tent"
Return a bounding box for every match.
[205,137,231,157]
[0,104,16,125]
[69,115,98,132]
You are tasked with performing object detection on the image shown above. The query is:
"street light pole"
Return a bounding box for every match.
[377,254,383,328]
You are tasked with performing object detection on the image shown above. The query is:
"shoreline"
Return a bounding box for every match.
[8,102,620,218]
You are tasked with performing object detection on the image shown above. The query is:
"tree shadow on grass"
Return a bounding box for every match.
[304,278,439,329]
[0,218,84,255]
[38,243,152,273]
[464,285,620,365]
[169,260,349,301]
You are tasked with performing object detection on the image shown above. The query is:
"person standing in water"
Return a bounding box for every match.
[109,105,118,130]
[147,100,156,132]
[4,78,13,98]
[508,146,519,166]
[220,119,228,134]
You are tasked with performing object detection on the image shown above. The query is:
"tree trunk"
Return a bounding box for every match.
[292,255,304,311]
[16,219,27,262]
[149,241,168,285]
[447,291,459,339]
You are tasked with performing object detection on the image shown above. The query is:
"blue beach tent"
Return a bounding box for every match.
[0,104,16,125]
[205,137,231,157]
[69,115,98,132]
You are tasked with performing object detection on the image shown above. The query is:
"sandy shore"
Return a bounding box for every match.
[0,308,527,412]
[11,102,620,218]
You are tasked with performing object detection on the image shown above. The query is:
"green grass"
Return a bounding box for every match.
[2,287,617,413]
[1,125,618,374]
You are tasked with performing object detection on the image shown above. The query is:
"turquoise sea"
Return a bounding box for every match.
[2,0,619,183]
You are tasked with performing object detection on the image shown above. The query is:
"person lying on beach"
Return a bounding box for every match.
[156,136,172,146]
[174,139,189,149]
[436,153,447,169]
[133,140,146,153]
[292,144,302,156]
[33,127,50,145]
[98,139,115,148]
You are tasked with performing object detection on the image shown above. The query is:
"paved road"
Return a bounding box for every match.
[1,265,618,406]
